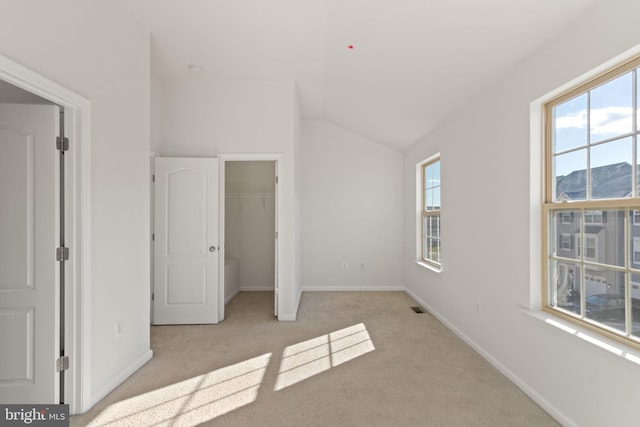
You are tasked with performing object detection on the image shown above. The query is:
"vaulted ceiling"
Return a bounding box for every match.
[119,0,600,151]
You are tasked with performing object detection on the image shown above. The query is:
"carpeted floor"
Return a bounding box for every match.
[71,291,559,426]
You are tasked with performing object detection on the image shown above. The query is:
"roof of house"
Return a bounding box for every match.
[556,162,637,200]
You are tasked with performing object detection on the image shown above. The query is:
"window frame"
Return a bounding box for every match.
[542,55,640,349]
[419,155,441,269]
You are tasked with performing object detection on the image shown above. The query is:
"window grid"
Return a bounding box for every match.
[544,55,640,348]
[547,206,640,338]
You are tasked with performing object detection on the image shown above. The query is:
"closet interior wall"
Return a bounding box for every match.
[224,161,276,303]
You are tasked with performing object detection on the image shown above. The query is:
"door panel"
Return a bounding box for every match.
[154,157,219,324]
[167,169,207,256]
[166,266,206,304]
[0,127,34,290]
[0,104,59,403]
[0,308,34,382]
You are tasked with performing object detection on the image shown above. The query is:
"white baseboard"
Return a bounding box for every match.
[302,286,405,292]
[403,288,574,427]
[225,288,241,305]
[87,350,153,412]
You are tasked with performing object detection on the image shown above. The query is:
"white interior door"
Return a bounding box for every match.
[154,157,219,324]
[0,103,59,403]
[274,165,279,317]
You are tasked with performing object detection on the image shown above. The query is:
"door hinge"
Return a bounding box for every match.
[275,176,279,184]
[56,247,69,262]
[56,136,69,152]
[275,231,278,239]
[152,293,155,301]
[56,355,69,372]
[152,174,155,182]
[152,233,155,241]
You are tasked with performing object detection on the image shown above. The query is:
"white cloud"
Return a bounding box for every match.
[556,106,633,137]
[591,106,633,136]
[556,110,587,129]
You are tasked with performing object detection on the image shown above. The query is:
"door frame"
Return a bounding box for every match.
[0,54,92,414]
[218,153,281,321]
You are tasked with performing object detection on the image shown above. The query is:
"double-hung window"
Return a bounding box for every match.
[544,55,640,347]
[421,157,441,267]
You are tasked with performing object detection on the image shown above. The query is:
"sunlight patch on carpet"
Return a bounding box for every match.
[88,353,271,426]
[274,323,375,391]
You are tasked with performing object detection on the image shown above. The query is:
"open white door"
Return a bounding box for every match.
[154,157,219,324]
[0,104,59,403]
[274,166,279,317]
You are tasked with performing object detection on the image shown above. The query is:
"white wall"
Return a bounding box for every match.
[225,161,276,292]
[157,78,300,319]
[150,75,162,151]
[293,93,302,312]
[157,79,294,156]
[301,120,404,290]
[0,0,151,412]
[403,1,640,426]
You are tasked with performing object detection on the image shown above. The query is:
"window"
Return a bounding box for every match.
[420,157,441,267]
[633,237,640,265]
[544,55,640,347]
[574,234,599,261]
[584,235,597,260]
[584,210,603,224]
[560,212,573,224]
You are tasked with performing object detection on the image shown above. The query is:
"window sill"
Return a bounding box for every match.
[521,308,640,366]
[414,260,442,273]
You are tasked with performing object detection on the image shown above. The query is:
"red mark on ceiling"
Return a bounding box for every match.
[348,45,354,50]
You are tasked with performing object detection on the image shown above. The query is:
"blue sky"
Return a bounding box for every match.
[424,160,440,209]
[553,70,639,184]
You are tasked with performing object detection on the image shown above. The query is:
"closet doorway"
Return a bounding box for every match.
[222,158,278,318]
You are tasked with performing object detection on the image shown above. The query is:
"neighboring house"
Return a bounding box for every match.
[555,162,640,307]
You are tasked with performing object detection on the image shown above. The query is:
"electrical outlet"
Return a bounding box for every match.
[360,263,365,271]
[342,262,348,270]
[475,302,481,314]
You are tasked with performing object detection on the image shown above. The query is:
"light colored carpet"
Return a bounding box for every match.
[71,291,559,426]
